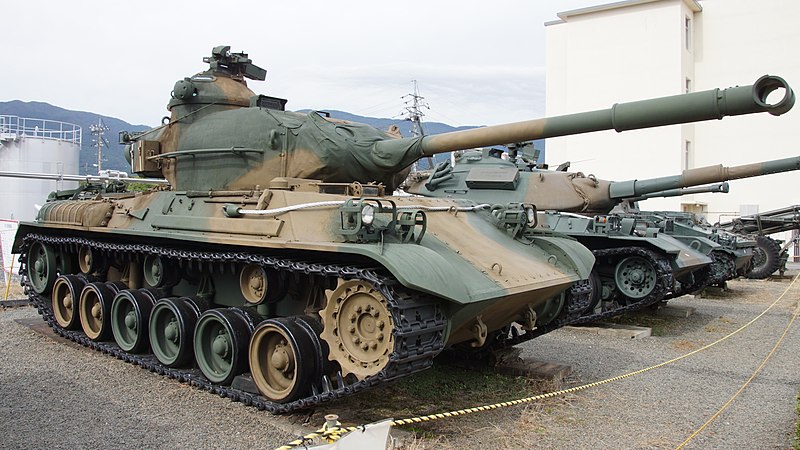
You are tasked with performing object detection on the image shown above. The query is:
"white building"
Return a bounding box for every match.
[545,0,799,229]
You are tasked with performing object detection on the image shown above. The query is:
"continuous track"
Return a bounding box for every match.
[20,233,446,414]
[19,234,678,411]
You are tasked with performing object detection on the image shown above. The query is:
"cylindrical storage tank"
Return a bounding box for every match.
[0,115,81,221]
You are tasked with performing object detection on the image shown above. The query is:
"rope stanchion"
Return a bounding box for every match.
[274,274,800,450]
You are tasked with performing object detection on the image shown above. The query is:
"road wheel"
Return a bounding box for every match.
[249,317,322,403]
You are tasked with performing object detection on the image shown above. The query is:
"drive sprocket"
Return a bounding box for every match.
[320,280,395,380]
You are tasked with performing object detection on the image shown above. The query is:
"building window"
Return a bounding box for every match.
[685,16,692,51]
[683,140,692,170]
[685,77,692,93]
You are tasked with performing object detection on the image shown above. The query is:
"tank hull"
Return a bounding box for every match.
[14,185,594,410]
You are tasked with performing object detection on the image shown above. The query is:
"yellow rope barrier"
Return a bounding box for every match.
[275,274,800,450]
[675,274,800,449]
[3,257,14,300]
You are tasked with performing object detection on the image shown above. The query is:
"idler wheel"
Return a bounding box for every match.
[194,308,258,385]
[52,275,88,330]
[79,282,126,341]
[319,280,395,380]
[149,297,208,367]
[28,241,57,295]
[614,255,657,300]
[111,289,159,353]
[249,316,324,403]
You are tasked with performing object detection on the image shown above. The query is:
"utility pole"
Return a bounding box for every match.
[401,80,432,169]
[402,80,429,137]
[89,118,110,173]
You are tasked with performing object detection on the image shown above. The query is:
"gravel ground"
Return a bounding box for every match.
[516,275,800,449]
[0,306,301,449]
[1,273,798,449]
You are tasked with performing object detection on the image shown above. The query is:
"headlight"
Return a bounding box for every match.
[361,204,375,226]
[525,207,536,225]
[524,204,538,227]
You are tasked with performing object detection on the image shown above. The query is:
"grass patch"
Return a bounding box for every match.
[605,310,675,336]
[315,362,557,436]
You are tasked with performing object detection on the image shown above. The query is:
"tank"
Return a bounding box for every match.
[11,46,794,411]
[618,183,755,289]
[404,150,799,313]
[628,210,758,288]
[14,46,598,413]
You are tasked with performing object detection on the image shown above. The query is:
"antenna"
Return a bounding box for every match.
[89,118,110,173]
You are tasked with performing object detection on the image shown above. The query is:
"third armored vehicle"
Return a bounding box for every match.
[717,204,800,278]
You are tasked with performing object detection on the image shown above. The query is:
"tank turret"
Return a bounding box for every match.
[126,46,793,192]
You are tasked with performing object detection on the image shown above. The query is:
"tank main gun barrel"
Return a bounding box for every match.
[630,182,730,201]
[373,75,792,159]
[609,156,800,199]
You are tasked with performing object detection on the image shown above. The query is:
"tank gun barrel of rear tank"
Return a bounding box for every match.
[0,170,169,185]
[630,182,730,201]
[373,75,793,161]
[609,156,800,199]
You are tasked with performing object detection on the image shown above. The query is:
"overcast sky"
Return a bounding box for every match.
[2,0,603,128]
